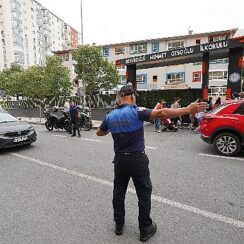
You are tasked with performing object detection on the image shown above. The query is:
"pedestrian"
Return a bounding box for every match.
[69,101,81,137]
[64,99,70,112]
[96,85,208,242]
[207,97,213,111]
[171,97,182,128]
[213,97,221,109]
[232,92,240,100]
[154,99,165,133]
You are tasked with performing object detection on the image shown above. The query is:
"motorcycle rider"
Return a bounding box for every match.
[69,101,81,137]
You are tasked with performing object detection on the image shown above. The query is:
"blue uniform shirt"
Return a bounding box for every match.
[99,104,152,153]
[69,105,79,119]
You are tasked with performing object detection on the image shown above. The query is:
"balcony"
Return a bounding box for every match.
[11,6,21,14]
[12,17,22,24]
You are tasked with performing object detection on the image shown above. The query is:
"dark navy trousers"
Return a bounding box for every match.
[113,152,152,231]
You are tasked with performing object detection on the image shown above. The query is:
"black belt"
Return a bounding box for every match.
[116,151,145,156]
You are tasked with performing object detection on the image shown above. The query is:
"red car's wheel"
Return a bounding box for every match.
[213,132,241,156]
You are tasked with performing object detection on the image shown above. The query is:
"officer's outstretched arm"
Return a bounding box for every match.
[96,128,109,136]
[150,102,208,120]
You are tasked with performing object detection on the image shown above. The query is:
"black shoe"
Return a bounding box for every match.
[140,222,157,242]
[71,135,76,137]
[115,223,124,236]
[78,135,81,137]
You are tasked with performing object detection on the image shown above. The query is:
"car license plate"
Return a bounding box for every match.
[13,136,28,143]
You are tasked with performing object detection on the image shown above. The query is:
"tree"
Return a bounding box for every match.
[0,57,71,100]
[72,45,120,103]
[0,59,72,119]
[0,64,24,97]
[44,56,72,98]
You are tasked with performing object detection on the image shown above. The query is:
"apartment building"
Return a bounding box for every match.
[0,0,79,70]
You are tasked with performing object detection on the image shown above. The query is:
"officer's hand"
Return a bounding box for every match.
[187,102,209,114]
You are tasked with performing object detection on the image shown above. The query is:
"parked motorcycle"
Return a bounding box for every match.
[44,108,71,132]
[78,110,92,131]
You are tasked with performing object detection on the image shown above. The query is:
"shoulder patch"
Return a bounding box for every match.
[137,107,147,111]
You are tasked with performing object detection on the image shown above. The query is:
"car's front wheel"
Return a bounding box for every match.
[213,132,241,156]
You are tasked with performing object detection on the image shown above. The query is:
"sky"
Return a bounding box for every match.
[38,0,244,45]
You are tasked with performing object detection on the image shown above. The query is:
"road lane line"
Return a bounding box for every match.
[50,134,102,142]
[81,138,103,142]
[11,153,244,229]
[145,146,157,150]
[199,153,244,161]
[51,135,67,138]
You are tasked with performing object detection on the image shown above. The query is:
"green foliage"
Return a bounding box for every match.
[0,56,72,102]
[45,56,72,97]
[72,45,120,95]
[21,65,47,99]
[0,64,23,95]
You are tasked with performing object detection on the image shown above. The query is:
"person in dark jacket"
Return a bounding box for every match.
[207,97,213,111]
[96,85,208,242]
[69,101,81,137]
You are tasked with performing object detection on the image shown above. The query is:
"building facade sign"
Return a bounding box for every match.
[229,72,241,83]
[123,40,229,65]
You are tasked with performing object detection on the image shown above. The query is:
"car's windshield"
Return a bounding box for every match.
[0,112,18,123]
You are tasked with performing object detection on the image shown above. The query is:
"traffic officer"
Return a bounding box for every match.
[69,101,81,137]
[96,85,208,242]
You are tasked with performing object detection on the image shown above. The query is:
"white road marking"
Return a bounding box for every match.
[199,153,244,161]
[80,138,102,142]
[145,146,157,150]
[50,134,102,142]
[11,153,244,229]
[51,135,67,138]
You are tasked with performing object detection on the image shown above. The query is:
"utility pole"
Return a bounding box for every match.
[80,0,86,111]
[80,0,84,45]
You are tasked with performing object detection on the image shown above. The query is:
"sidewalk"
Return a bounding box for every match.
[19,117,101,129]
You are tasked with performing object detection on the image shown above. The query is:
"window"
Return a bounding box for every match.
[193,71,201,82]
[233,104,244,115]
[116,64,125,70]
[136,74,147,84]
[102,47,109,57]
[209,71,228,80]
[130,43,147,54]
[208,35,229,42]
[209,87,227,98]
[209,58,229,64]
[196,39,201,45]
[115,46,127,55]
[166,72,185,84]
[59,53,69,61]
[167,41,185,50]
[64,53,69,61]
[151,42,159,53]
[119,75,126,84]
[153,75,158,82]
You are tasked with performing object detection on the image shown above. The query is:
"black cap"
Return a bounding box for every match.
[119,85,138,97]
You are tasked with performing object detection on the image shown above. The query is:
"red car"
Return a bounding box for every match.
[199,99,244,156]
